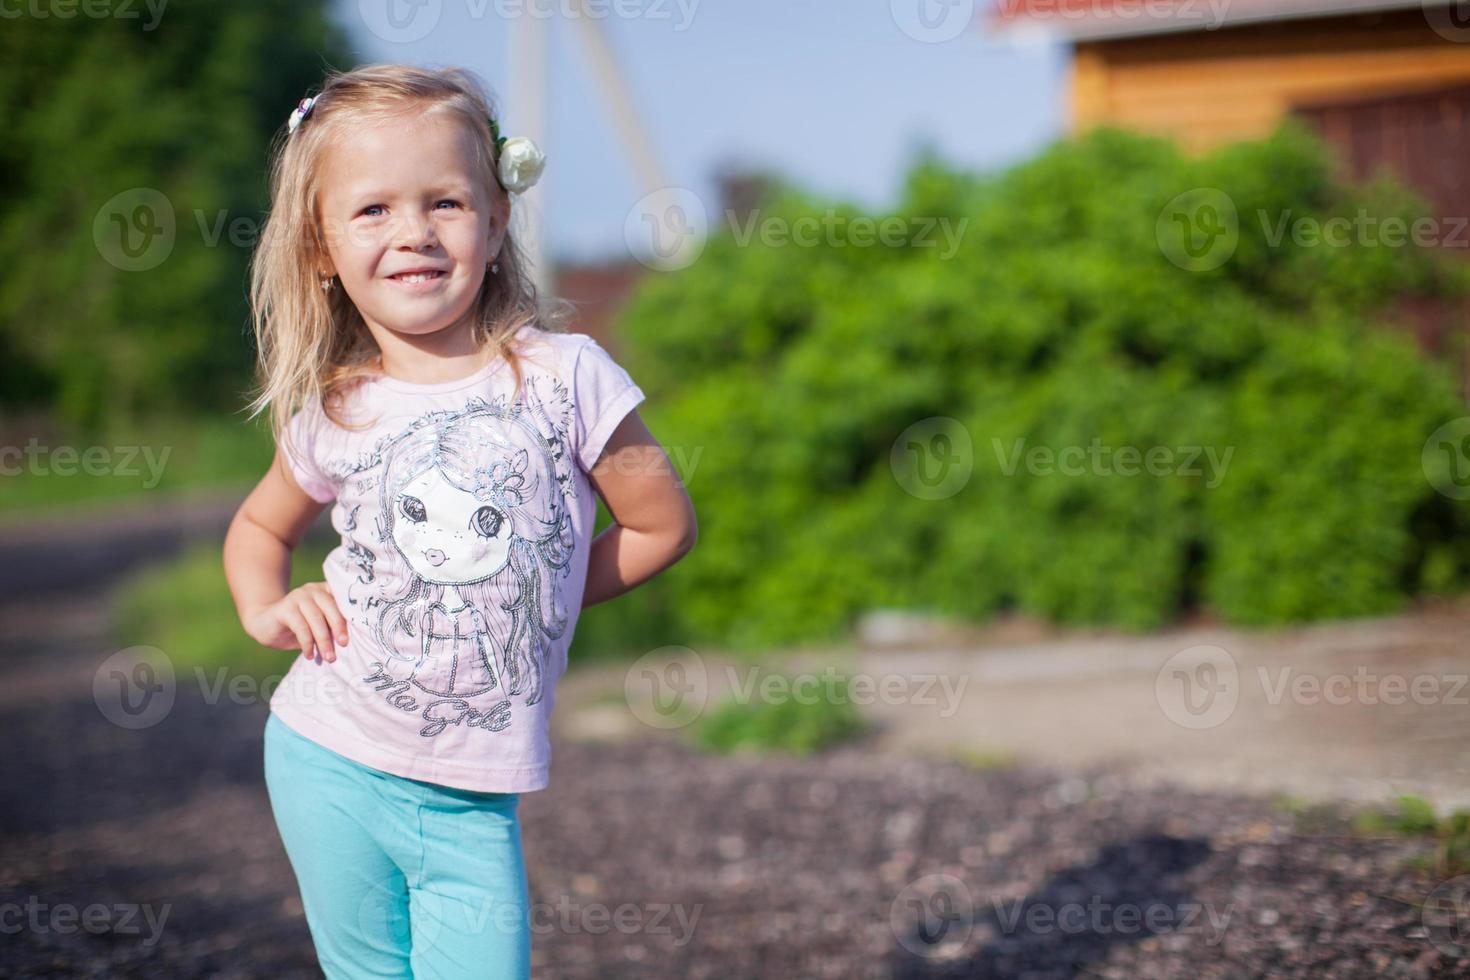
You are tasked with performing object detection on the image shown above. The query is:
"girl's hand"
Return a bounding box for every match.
[242,582,349,663]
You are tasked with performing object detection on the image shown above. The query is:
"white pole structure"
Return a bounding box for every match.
[507,10,550,296]
[568,0,670,198]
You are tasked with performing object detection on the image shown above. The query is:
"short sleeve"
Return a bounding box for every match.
[571,335,646,472]
[280,403,337,504]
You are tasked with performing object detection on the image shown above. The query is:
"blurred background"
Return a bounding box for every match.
[5,1,1470,977]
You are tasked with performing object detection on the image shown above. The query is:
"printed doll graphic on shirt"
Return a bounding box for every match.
[343,381,577,740]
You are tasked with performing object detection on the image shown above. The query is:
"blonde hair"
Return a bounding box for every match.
[244,63,573,455]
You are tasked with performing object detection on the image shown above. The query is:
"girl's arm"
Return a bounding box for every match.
[582,409,697,609]
[222,447,349,662]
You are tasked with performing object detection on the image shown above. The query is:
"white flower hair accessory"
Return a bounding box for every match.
[489,115,546,195]
[284,95,545,193]
[287,96,316,135]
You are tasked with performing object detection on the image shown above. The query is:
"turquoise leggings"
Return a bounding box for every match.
[263,712,531,979]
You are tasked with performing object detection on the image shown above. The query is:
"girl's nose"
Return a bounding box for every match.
[393,212,438,251]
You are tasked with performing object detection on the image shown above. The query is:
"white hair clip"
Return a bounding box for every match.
[287,96,317,135]
[489,116,545,194]
[497,137,546,195]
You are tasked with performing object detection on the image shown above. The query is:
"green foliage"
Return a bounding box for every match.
[691,676,867,756]
[1203,323,1460,623]
[616,121,1470,651]
[0,0,351,432]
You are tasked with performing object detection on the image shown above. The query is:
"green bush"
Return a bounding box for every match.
[607,122,1470,652]
[0,0,350,431]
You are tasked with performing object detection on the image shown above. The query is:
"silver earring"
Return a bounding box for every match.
[490,260,500,275]
[320,276,334,292]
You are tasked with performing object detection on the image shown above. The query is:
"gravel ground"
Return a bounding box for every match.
[1,503,1464,979]
[2,674,1462,979]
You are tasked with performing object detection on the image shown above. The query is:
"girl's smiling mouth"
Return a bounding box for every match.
[424,548,448,567]
[387,269,448,289]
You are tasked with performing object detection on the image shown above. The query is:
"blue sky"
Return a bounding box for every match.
[336,0,1068,263]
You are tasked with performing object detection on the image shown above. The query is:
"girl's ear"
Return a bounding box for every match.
[312,214,338,279]
[316,253,338,285]
[317,245,337,280]
[487,189,512,259]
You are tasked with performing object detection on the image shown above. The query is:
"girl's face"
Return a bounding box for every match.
[315,112,508,344]
[392,467,514,585]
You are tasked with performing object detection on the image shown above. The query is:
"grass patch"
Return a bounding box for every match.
[1353,795,1470,878]
[1271,793,1348,836]
[113,538,335,689]
[690,676,867,756]
[1,413,272,518]
[952,746,1021,772]
[1277,793,1470,878]
[1352,794,1442,837]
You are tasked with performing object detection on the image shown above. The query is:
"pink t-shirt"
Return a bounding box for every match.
[267,325,645,792]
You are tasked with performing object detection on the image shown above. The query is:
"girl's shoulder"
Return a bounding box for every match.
[514,324,598,362]
[513,326,624,392]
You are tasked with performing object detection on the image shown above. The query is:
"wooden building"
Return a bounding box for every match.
[990,0,1470,392]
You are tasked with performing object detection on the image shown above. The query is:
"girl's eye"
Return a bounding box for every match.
[400,495,427,523]
[470,505,504,539]
[435,200,461,210]
[360,204,386,217]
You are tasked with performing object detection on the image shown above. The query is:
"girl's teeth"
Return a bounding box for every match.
[397,272,439,283]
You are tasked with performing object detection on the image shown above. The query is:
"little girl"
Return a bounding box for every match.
[221,64,697,979]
